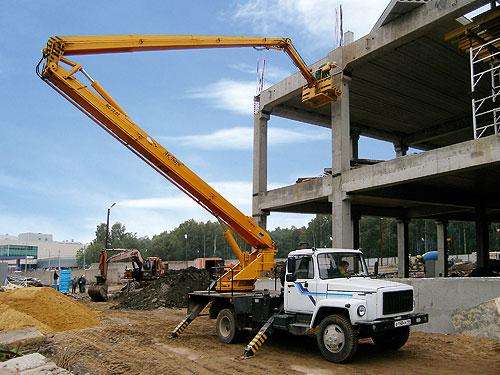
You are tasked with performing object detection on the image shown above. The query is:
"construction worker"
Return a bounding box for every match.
[77,275,87,293]
[53,269,59,290]
[71,277,78,294]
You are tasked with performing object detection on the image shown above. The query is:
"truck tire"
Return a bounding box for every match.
[216,308,240,344]
[372,326,410,350]
[316,314,358,363]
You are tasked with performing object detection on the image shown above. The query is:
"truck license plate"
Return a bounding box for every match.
[394,319,411,328]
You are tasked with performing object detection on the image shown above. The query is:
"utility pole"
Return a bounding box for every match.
[184,233,188,268]
[104,202,116,250]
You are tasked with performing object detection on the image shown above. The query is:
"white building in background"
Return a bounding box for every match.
[0,232,85,268]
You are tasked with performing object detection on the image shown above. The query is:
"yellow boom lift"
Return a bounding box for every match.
[37,34,340,294]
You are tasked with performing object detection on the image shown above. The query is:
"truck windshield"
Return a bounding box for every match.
[317,252,368,279]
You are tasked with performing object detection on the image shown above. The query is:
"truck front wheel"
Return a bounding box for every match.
[316,314,358,363]
[372,326,410,350]
[216,308,241,344]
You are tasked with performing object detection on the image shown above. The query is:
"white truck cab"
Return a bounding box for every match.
[279,248,428,362]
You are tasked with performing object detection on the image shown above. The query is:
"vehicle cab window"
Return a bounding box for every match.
[293,255,314,279]
[317,252,367,279]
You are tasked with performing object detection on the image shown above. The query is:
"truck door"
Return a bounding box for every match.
[285,255,316,313]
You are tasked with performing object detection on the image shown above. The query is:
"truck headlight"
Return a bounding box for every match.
[357,305,366,317]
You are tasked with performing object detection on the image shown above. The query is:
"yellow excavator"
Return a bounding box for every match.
[37,34,342,358]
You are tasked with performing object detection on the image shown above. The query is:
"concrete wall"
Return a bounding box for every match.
[396,277,500,334]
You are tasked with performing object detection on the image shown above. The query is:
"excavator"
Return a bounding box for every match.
[38,34,429,363]
[88,248,167,302]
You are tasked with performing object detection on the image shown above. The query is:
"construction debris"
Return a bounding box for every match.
[0,353,70,374]
[0,287,99,333]
[113,267,211,310]
[451,297,500,341]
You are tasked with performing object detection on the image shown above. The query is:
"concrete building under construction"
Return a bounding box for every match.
[252,0,500,278]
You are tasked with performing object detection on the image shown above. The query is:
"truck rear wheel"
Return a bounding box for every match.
[316,314,358,363]
[372,326,410,350]
[216,308,240,344]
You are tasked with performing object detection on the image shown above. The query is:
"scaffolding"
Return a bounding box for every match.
[470,36,500,138]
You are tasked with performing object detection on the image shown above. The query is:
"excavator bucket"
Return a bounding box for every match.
[88,284,109,302]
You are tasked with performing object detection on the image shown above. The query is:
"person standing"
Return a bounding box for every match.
[53,269,59,291]
[77,274,87,293]
[71,277,78,294]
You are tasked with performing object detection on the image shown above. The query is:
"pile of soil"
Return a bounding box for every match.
[113,267,211,310]
[0,287,99,333]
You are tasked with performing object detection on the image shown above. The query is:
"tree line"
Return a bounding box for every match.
[76,216,500,266]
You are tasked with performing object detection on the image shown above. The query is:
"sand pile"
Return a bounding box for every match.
[114,267,211,310]
[0,287,99,333]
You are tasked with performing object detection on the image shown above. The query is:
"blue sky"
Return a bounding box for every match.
[1,0,396,242]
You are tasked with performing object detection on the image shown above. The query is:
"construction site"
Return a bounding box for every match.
[1,0,500,374]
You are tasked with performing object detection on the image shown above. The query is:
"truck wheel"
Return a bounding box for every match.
[372,326,410,350]
[216,308,240,344]
[316,314,358,363]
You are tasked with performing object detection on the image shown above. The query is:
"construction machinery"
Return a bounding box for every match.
[88,248,166,301]
[38,34,427,363]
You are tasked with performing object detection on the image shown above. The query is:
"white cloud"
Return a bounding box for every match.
[186,79,256,115]
[106,180,313,237]
[229,62,290,81]
[161,126,327,150]
[231,0,388,51]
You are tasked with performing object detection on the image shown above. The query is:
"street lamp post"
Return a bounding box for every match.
[104,202,117,250]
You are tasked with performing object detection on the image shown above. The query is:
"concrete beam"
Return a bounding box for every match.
[404,118,471,145]
[342,135,500,193]
[259,176,332,212]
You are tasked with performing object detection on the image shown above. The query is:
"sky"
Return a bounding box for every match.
[0,0,397,243]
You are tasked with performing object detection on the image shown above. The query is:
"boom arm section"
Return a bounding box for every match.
[39,35,284,291]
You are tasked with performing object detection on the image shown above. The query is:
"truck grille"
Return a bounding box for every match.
[383,290,413,315]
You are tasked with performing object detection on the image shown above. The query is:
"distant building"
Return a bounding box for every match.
[0,233,84,268]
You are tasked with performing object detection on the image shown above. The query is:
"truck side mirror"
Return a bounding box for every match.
[287,257,296,274]
[373,261,379,277]
[286,273,296,282]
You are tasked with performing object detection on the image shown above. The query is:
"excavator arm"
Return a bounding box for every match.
[40,35,335,291]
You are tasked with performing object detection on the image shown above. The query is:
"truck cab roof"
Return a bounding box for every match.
[288,248,362,257]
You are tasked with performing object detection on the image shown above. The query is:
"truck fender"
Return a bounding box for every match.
[310,298,367,328]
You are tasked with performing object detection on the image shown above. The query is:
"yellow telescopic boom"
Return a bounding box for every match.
[38,34,338,291]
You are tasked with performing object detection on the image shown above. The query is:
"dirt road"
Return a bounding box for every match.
[41,304,499,375]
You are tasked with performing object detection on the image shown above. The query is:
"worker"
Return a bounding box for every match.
[339,260,350,277]
[53,269,59,290]
[71,277,78,294]
[77,275,87,293]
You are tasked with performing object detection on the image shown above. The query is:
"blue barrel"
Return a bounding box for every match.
[59,269,72,293]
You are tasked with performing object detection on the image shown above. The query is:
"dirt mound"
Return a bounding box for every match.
[114,267,211,310]
[0,287,99,333]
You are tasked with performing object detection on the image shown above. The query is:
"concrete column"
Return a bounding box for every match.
[475,206,490,269]
[353,214,360,250]
[332,77,351,174]
[252,111,270,229]
[397,218,410,278]
[394,142,408,157]
[331,177,353,249]
[436,220,448,277]
[351,132,360,160]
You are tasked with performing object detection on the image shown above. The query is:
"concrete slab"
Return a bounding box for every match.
[0,328,44,348]
[0,353,70,374]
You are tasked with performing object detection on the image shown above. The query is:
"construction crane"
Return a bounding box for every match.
[37,34,339,293]
[38,34,429,364]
